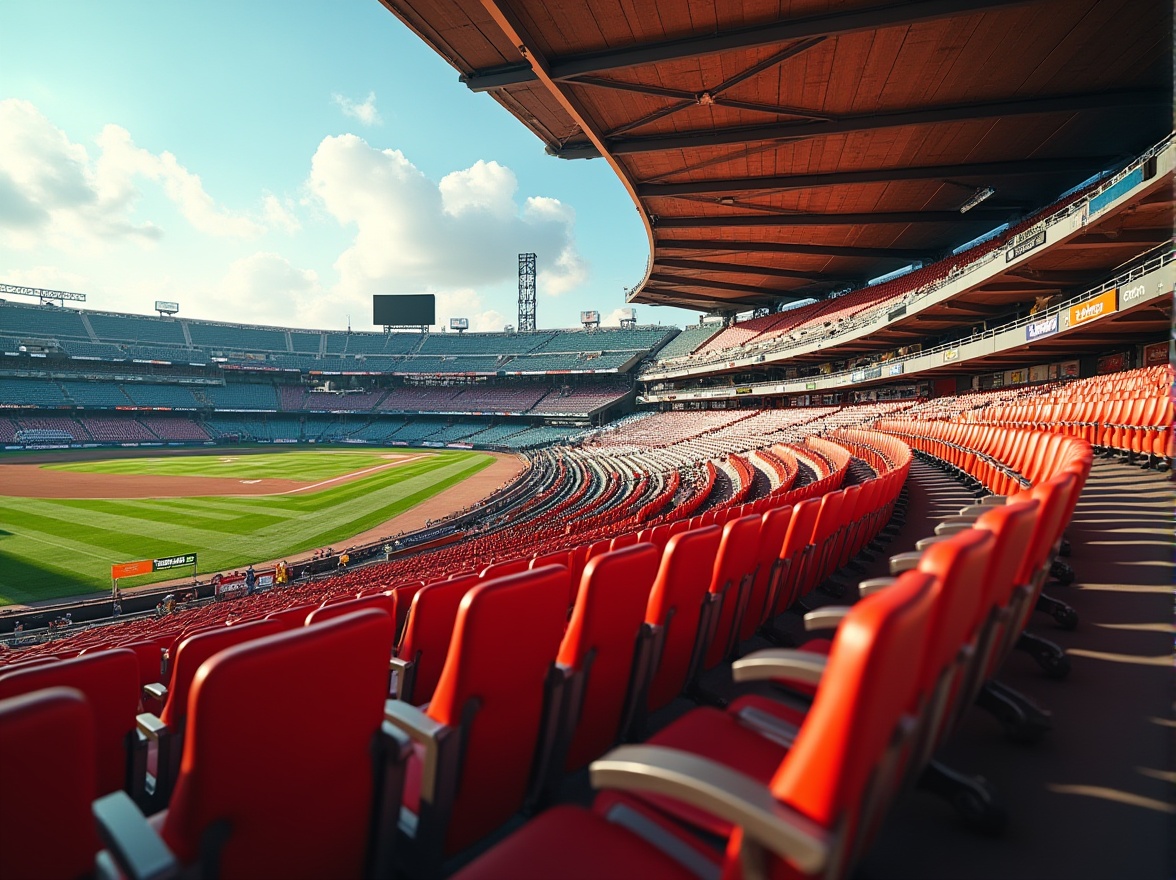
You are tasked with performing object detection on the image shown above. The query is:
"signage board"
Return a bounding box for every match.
[1068,289,1117,328]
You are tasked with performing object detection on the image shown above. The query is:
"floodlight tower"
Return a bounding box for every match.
[518,252,536,332]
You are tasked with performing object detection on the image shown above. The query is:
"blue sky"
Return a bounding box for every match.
[0,1,691,332]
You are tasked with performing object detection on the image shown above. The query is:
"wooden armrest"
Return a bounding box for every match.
[979,495,1007,505]
[92,791,178,880]
[803,606,850,633]
[858,577,896,597]
[731,649,827,686]
[590,745,829,874]
[915,535,948,552]
[888,551,922,575]
[934,521,973,537]
[959,505,993,517]
[384,699,447,804]
[937,514,979,529]
[142,683,167,703]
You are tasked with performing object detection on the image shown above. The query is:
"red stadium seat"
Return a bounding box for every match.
[452,568,935,880]
[387,566,569,871]
[0,687,101,880]
[627,525,722,735]
[97,609,402,880]
[304,591,396,627]
[551,544,661,776]
[0,648,143,801]
[139,618,284,806]
[699,514,763,670]
[391,574,479,705]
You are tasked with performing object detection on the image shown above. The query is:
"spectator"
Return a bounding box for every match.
[245,565,257,595]
[338,551,350,569]
[384,543,394,562]
[112,601,122,617]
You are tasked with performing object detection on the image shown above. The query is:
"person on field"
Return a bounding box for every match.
[338,551,350,569]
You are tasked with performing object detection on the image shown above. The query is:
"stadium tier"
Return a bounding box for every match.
[5,369,1160,878]
[0,3,1172,876]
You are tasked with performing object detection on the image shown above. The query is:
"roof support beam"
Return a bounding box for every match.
[647,273,818,301]
[638,287,765,309]
[654,239,933,261]
[637,157,1115,197]
[551,90,1166,157]
[656,209,1012,227]
[460,0,1042,91]
[657,258,833,281]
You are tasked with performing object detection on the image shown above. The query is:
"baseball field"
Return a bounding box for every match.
[0,447,500,606]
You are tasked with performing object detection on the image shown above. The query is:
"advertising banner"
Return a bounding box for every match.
[943,348,960,363]
[1143,341,1168,367]
[1026,314,1059,341]
[1088,167,1143,216]
[111,553,196,580]
[1006,228,1046,261]
[111,560,153,579]
[1096,352,1128,375]
[1119,282,1150,307]
[1068,289,1117,327]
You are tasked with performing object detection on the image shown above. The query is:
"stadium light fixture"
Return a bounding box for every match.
[959,186,995,214]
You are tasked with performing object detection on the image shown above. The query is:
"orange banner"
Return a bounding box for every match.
[111,559,152,579]
[1068,289,1117,327]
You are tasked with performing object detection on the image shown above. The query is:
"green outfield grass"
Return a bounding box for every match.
[0,448,493,605]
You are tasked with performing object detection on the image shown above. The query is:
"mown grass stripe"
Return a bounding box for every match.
[0,449,496,603]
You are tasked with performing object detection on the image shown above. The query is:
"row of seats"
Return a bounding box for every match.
[0,427,910,879]
[448,423,1091,880]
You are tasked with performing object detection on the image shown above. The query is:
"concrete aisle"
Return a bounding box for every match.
[862,458,1175,880]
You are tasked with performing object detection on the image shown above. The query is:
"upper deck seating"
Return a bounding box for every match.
[88,313,187,345]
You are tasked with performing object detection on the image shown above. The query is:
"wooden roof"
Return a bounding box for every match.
[381,0,1171,311]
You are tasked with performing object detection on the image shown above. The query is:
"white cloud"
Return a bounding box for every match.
[262,194,301,234]
[600,307,628,327]
[201,252,323,324]
[332,91,381,126]
[435,288,507,333]
[308,134,588,301]
[0,98,274,251]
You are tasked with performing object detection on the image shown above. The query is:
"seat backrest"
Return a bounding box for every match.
[771,497,821,614]
[0,687,100,880]
[305,592,396,627]
[974,501,1040,607]
[161,619,284,729]
[609,531,639,551]
[769,570,934,860]
[428,567,569,854]
[740,505,793,641]
[558,544,661,771]
[480,557,530,581]
[0,648,138,796]
[162,610,395,879]
[112,639,166,690]
[264,604,317,630]
[1018,473,1076,582]
[531,549,570,571]
[644,525,723,711]
[915,529,994,695]
[702,515,764,670]
[397,575,479,704]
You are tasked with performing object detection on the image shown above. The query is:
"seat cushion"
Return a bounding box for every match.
[618,706,794,837]
[451,805,707,880]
